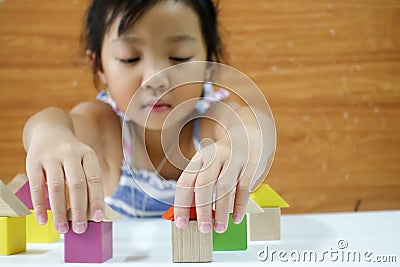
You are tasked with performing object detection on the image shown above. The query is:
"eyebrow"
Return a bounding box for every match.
[112,34,197,44]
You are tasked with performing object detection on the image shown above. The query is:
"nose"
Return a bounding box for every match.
[142,63,170,95]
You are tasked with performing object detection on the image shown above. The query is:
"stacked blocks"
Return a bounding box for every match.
[0,180,30,255]
[7,174,59,243]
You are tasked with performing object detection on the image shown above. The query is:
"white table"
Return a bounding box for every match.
[1,211,399,266]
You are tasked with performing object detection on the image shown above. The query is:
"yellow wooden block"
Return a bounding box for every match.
[250,184,289,208]
[26,210,60,243]
[0,216,26,255]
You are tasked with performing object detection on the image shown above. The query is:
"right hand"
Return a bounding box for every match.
[26,126,104,234]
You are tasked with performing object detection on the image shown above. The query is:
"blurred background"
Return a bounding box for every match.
[0,0,399,214]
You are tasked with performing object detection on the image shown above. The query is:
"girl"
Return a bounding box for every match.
[23,0,275,236]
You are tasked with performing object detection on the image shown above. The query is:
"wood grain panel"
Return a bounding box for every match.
[0,0,399,213]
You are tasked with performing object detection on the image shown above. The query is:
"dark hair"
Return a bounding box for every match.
[82,0,225,84]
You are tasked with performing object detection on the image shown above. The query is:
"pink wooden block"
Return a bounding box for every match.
[64,221,113,263]
[15,182,50,209]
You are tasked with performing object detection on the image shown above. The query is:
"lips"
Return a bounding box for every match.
[142,100,172,113]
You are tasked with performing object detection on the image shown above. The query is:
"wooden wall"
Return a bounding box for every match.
[0,0,399,213]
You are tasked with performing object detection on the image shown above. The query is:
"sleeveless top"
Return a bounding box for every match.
[97,84,230,218]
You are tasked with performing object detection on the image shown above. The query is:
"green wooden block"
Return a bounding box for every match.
[212,214,247,251]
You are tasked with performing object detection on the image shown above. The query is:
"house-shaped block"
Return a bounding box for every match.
[0,180,31,255]
[162,206,213,263]
[64,205,119,263]
[248,184,289,241]
[212,198,263,251]
[7,174,58,243]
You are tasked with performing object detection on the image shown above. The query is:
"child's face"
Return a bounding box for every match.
[98,1,207,130]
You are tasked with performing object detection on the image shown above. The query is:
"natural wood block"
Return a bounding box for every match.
[0,216,26,255]
[248,207,281,241]
[64,221,113,263]
[171,220,212,263]
[26,210,60,243]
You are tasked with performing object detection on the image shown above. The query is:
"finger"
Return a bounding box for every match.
[64,157,88,234]
[214,163,239,233]
[174,152,202,229]
[195,163,221,234]
[232,164,254,224]
[44,161,69,234]
[26,158,48,226]
[82,149,104,222]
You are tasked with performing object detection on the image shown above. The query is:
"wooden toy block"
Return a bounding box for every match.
[26,210,60,243]
[248,207,281,241]
[213,213,247,251]
[64,204,118,263]
[7,173,51,209]
[0,180,31,217]
[248,184,289,242]
[171,220,212,262]
[64,221,113,263]
[250,184,289,208]
[163,206,213,263]
[0,180,30,255]
[0,216,26,255]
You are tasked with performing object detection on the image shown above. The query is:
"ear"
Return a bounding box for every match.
[86,50,108,84]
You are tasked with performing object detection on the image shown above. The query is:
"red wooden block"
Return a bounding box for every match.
[64,221,113,263]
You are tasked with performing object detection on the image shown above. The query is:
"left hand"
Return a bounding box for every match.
[174,123,267,234]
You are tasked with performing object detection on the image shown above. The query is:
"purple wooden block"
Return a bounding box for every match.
[15,181,51,209]
[64,221,113,263]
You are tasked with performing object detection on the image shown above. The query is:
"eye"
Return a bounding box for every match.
[119,58,140,64]
[169,56,193,62]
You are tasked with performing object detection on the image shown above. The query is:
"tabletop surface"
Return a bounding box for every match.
[1,210,399,266]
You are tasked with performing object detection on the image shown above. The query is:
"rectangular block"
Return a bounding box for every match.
[64,221,113,263]
[213,214,247,251]
[26,210,60,243]
[171,220,212,262]
[248,207,281,241]
[0,216,26,255]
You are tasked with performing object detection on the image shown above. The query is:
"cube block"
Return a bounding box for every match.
[0,216,26,255]
[248,207,281,241]
[171,220,212,262]
[26,210,60,243]
[64,221,113,263]
[213,214,247,251]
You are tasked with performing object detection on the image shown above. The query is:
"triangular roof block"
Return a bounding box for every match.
[7,173,51,209]
[250,184,289,208]
[0,180,31,217]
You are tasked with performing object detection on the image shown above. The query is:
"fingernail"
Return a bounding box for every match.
[37,213,47,225]
[74,221,87,234]
[56,222,69,234]
[93,209,104,222]
[214,222,226,233]
[233,213,244,224]
[175,217,187,228]
[199,222,212,233]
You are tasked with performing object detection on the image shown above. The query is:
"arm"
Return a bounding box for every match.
[23,101,121,234]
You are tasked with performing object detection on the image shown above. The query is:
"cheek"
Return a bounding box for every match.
[104,66,141,113]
